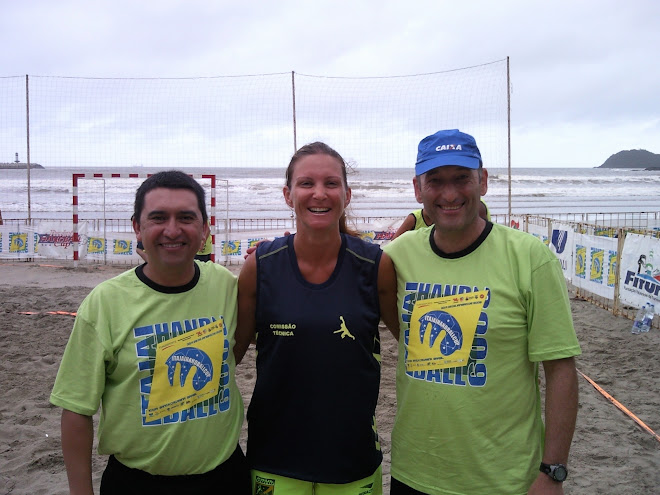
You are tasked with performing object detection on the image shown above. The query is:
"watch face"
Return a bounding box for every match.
[553,465,568,481]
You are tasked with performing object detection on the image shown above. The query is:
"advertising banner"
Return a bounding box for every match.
[573,232,618,299]
[619,233,660,312]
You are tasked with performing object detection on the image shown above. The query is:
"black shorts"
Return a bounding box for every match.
[100,444,250,495]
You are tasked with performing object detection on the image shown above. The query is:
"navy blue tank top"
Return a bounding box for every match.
[247,233,383,483]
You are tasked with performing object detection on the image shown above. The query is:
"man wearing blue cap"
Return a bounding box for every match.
[384,130,581,495]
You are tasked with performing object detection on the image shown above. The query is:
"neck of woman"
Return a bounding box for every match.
[293,229,343,284]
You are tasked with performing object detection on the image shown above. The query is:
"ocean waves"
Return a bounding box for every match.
[1,166,658,219]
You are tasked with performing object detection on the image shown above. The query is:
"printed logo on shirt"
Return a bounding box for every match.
[165,347,214,390]
[407,291,487,372]
[254,475,275,494]
[270,323,296,337]
[400,282,490,387]
[134,315,233,426]
[145,319,225,422]
[333,315,355,340]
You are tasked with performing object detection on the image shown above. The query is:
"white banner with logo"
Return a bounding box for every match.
[35,221,76,259]
[619,233,660,312]
[0,225,34,258]
[572,232,618,299]
[82,229,141,263]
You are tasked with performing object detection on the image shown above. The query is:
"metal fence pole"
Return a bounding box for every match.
[291,70,297,153]
[26,75,32,221]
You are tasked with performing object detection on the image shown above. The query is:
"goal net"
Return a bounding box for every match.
[72,173,227,264]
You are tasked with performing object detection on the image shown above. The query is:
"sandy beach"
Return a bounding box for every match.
[1,261,658,494]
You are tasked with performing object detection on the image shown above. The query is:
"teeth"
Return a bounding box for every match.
[442,205,461,211]
[309,208,330,212]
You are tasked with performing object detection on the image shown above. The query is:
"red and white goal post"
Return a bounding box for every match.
[72,173,225,265]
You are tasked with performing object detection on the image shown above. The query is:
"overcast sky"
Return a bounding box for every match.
[2,0,658,168]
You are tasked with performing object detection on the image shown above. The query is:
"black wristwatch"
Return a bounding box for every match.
[540,462,568,482]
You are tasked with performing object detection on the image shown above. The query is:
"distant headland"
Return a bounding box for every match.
[0,162,45,170]
[598,149,660,170]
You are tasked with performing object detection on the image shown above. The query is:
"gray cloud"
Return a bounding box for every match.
[1,0,658,167]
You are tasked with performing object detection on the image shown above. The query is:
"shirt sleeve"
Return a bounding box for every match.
[50,304,112,416]
[527,252,582,362]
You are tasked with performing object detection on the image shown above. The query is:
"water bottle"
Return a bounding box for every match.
[632,303,647,334]
[640,302,655,333]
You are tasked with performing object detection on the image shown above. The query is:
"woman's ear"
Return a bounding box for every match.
[283,186,293,208]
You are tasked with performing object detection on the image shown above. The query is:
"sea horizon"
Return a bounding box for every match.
[2,166,659,221]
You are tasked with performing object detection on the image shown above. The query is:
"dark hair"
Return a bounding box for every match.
[134,170,207,224]
[285,142,357,236]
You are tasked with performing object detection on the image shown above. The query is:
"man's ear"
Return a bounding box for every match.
[413,176,423,204]
[133,215,141,240]
[480,168,488,196]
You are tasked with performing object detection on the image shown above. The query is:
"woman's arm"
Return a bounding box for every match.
[235,253,258,364]
[378,252,400,340]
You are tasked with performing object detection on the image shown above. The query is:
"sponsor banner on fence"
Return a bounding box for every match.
[0,226,35,258]
[572,232,617,299]
[0,222,82,259]
[83,229,140,262]
[35,221,76,259]
[619,233,660,312]
[356,218,398,245]
[549,222,575,283]
[214,230,279,261]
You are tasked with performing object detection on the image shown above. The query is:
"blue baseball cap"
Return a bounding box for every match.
[415,129,482,176]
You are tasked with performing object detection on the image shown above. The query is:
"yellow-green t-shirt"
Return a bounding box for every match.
[50,262,242,475]
[384,224,580,494]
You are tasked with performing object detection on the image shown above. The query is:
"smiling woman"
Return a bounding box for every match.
[234,142,399,494]
[283,142,358,239]
[283,151,352,242]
